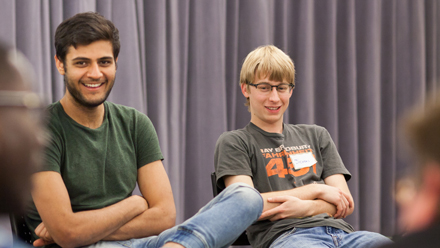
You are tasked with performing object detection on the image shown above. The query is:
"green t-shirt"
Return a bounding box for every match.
[26,101,163,246]
[215,122,354,248]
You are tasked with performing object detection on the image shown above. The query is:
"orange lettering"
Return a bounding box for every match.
[266,158,288,178]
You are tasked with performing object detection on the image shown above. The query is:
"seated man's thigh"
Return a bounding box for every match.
[83,236,157,248]
[341,231,393,248]
[270,227,334,248]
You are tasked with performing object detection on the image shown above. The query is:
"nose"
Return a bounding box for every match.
[268,87,280,102]
[88,62,103,79]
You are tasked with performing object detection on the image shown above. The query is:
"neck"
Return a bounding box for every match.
[251,120,284,134]
[60,96,105,129]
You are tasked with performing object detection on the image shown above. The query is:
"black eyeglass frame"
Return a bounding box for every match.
[248,82,295,92]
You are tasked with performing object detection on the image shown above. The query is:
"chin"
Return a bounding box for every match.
[87,98,107,106]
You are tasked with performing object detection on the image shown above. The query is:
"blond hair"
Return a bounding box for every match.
[239,45,295,109]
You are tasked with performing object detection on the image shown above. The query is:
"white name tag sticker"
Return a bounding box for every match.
[289,152,317,170]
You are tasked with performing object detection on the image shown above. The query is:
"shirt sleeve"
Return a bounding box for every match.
[318,127,351,181]
[214,131,253,189]
[41,115,63,173]
[134,112,164,169]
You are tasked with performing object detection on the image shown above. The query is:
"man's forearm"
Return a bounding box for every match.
[103,203,176,241]
[258,196,338,221]
[39,195,147,248]
[261,182,353,218]
[308,199,337,217]
[260,184,325,212]
[102,160,177,241]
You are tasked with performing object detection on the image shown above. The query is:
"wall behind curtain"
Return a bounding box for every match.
[1,0,439,240]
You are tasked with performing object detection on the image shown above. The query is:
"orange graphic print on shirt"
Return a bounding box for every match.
[263,148,317,179]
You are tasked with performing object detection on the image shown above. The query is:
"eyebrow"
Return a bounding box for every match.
[71,56,114,61]
[257,81,289,85]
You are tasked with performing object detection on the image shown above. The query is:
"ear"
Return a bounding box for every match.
[289,86,294,98]
[54,55,65,75]
[241,83,249,98]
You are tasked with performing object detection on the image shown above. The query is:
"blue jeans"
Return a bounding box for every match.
[84,183,263,248]
[270,226,393,248]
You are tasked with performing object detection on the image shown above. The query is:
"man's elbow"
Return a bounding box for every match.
[162,207,176,229]
[156,205,176,232]
[164,214,176,230]
[144,205,176,235]
[50,229,82,248]
[50,225,94,248]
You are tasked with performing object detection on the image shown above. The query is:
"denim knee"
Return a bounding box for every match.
[224,182,264,219]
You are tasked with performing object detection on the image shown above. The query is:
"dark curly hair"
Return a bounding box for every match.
[55,12,120,63]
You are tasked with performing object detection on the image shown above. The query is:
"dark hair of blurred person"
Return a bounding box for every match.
[0,43,44,214]
[381,92,440,248]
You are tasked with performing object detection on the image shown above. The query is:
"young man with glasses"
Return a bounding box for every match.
[214,45,392,248]
[27,12,263,248]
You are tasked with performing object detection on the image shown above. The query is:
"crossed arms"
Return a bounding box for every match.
[31,160,176,248]
[224,174,354,221]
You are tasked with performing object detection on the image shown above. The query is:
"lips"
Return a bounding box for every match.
[83,82,104,88]
[266,106,281,110]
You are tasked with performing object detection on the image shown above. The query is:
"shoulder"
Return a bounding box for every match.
[217,127,251,145]
[45,102,65,130]
[285,123,328,136]
[105,102,142,116]
[46,101,62,117]
[105,102,152,124]
[46,101,60,112]
[215,128,255,155]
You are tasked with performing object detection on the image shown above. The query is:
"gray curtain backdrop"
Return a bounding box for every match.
[1,0,439,242]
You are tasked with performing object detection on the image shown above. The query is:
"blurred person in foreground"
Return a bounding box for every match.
[0,43,44,247]
[381,92,440,248]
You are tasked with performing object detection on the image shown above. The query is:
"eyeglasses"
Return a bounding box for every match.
[248,82,295,94]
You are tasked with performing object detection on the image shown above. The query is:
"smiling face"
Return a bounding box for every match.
[55,40,117,108]
[241,74,293,133]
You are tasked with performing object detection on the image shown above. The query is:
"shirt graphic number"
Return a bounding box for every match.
[266,156,317,178]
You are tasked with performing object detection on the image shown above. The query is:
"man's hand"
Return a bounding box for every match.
[33,222,55,247]
[317,184,353,218]
[259,196,313,221]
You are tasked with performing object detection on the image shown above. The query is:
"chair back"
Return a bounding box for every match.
[9,213,33,244]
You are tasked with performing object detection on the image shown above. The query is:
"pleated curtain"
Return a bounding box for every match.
[1,1,439,243]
